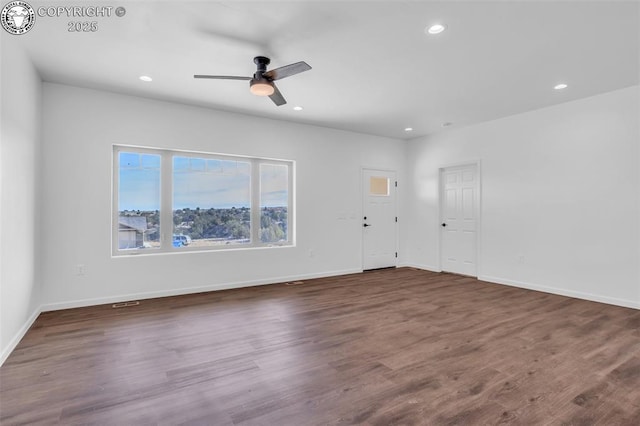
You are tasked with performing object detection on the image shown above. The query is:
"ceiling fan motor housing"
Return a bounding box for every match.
[250,56,275,96]
[253,56,271,73]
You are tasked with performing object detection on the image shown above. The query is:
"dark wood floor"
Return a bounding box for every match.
[1,268,640,425]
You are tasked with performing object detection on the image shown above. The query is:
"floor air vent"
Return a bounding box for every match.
[112,301,140,308]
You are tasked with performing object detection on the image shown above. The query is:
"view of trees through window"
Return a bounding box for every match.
[260,164,288,243]
[115,148,291,253]
[172,156,251,247]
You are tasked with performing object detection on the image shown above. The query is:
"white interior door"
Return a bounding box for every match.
[440,164,479,276]
[362,169,397,270]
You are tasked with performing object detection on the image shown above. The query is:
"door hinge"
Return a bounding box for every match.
[395,216,398,223]
[395,252,398,258]
[395,181,398,187]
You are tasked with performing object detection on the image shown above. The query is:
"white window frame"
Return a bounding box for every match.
[112,145,295,256]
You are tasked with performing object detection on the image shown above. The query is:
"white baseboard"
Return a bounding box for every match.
[401,267,639,310]
[398,262,442,272]
[41,268,363,312]
[0,305,42,367]
[479,274,640,310]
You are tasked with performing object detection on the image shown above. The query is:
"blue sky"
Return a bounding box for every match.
[172,156,251,209]
[260,164,288,208]
[118,153,161,211]
[118,152,287,211]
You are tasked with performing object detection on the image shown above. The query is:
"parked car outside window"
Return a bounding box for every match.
[172,235,191,247]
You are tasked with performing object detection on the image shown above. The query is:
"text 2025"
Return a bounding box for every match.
[68,21,98,32]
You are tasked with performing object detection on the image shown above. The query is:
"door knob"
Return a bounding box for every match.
[363,223,371,227]
[441,223,447,227]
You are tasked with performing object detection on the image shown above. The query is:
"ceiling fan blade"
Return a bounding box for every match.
[264,61,311,81]
[269,83,287,106]
[193,75,252,80]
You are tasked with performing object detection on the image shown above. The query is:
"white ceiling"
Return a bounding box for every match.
[6,0,640,139]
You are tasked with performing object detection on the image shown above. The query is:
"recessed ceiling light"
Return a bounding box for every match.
[442,122,453,127]
[426,24,446,35]
[139,75,153,82]
[404,127,413,132]
[554,83,568,90]
[293,106,303,111]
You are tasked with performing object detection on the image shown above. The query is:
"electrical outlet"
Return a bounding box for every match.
[517,255,525,264]
[76,264,86,276]
[308,249,314,258]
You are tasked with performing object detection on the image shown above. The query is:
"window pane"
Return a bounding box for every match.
[173,156,251,247]
[370,176,389,196]
[260,164,288,244]
[118,152,161,251]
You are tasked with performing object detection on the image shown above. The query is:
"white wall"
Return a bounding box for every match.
[403,86,640,308]
[39,83,405,309]
[0,39,43,363]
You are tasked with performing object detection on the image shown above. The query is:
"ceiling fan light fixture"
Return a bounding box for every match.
[250,80,275,96]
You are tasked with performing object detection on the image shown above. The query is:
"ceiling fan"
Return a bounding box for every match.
[194,56,311,106]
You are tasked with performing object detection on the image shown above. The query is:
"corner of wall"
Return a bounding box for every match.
[0,38,44,366]
[0,305,42,366]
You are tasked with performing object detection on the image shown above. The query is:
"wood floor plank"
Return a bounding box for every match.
[1,268,639,425]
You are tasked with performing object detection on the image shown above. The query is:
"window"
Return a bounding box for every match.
[260,163,289,243]
[113,146,293,255]
[173,156,251,248]
[369,176,390,196]
[117,151,161,251]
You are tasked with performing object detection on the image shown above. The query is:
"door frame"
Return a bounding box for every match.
[361,167,399,271]
[438,160,482,277]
